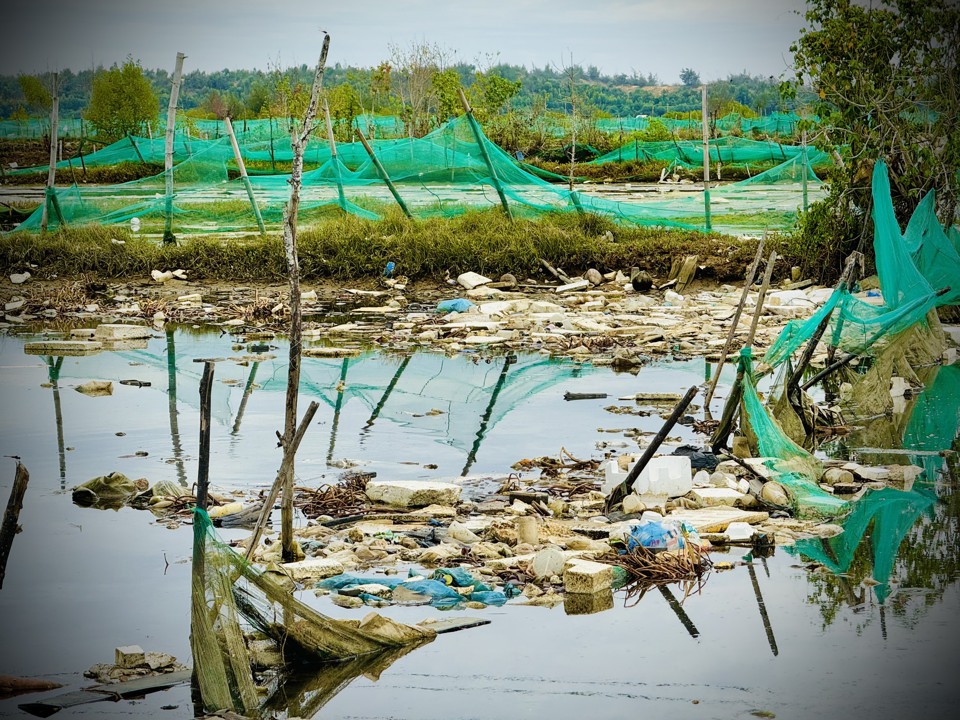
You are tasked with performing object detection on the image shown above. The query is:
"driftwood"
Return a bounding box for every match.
[0,461,30,589]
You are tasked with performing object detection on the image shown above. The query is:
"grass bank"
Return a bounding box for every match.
[0,209,803,284]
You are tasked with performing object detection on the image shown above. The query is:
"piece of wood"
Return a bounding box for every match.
[417,617,491,634]
[746,250,778,346]
[40,73,60,231]
[701,84,711,232]
[674,255,699,293]
[605,385,699,510]
[0,461,30,589]
[322,99,347,210]
[563,392,607,401]
[539,257,570,283]
[162,52,186,245]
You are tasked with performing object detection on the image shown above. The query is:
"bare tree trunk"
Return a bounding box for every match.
[280,33,330,562]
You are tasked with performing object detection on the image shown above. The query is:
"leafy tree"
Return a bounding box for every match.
[470,72,522,122]
[18,74,51,115]
[85,58,159,141]
[789,0,960,276]
[325,83,362,141]
[679,68,700,87]
[431,67,462,125]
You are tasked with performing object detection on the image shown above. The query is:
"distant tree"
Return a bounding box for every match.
[470,71,521,122]
[325,83,362,141]
[389,41,454,137]
[431,67,462,125]
[18,74,51,115]
[85,58,159,141]
[679,68,700,87]
[789,0,960,277]
[245,81,271,117]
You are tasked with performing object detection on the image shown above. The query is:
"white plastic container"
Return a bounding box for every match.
[601,455,692,498]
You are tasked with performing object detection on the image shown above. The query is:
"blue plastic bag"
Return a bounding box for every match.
[436,298,475,313]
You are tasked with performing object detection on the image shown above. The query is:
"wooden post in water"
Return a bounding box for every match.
[225,116,266,236]
[0,462,30,589]
[196,361,215,511]
[746,251,778,346]
[163,52,186,245]
[457,88,512,219]
[701,84,711,232]
[322,99,347,211]
[355,126,412,218]
[40,73,61,231]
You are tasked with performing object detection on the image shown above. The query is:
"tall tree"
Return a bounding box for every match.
[789,0,960,274]
[679,68,700,87]
[85,58,159,141]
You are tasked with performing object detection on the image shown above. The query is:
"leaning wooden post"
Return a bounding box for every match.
[703,235,765,409]
[279,33,330,562]
[40,72,62,232]
[605,385,699,511]
[746,251,778,346]
[196,361,215,511]
[163,52,186,245]
[322,99,347,211]
[800,130,809,213]
[355,126,412,218]
[224,116,266,236]
[457,87,512,219]
[701,84,711,233]
[0,462,30,589]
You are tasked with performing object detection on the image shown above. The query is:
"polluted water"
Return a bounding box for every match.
[0,327,959,720]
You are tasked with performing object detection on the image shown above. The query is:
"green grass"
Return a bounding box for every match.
[1,208,789,284]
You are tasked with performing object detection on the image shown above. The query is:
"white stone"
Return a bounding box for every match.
[10,272,31,284]
[457,271,491,290]
[724,522,755,542]
[689,487,746,507]
[365,480,461,508]
[555,279,590,294]
[281,558,345,581]
[563,559,613,594]
[115,645,145,669]
[447,521,481,544]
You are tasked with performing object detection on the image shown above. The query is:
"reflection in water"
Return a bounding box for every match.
[462,354,513,476]
[258,642,426,718]
[166,328,188,486]
[795,362,960,630]
[43,356,66,489]
[325,358,351,465]
[231,360,261,435]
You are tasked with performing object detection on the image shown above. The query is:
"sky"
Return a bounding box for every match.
[0,0,809,83]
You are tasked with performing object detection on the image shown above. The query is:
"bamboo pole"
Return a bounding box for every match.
[127,133,146,164]
[0,462,30,589]
[355,126,412,218]
[457,88,512,219]
[40,73,61,231]
[163,52,186,245]
[224,116,266,236]
[322,99,347,211]
[279,33,330,562]
[801,130,809,213]
[703,236,766,409]
[605,385,699,510]
[701,84,711,232]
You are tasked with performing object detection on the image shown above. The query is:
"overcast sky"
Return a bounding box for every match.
[1,0,809,83]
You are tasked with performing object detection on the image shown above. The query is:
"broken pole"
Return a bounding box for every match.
[0,462,30,589]
[355,126,412,218]
[605,385,699,510]
[196,361,215,511]
[457,87,512,219]
[278,32,330,562]
[126,133,147,164]
[244,400,320,561]
[703,235,765,409]
[225,115,266,236]
[163,52,186,245]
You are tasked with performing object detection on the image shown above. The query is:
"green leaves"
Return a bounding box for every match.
[85,59,159,143]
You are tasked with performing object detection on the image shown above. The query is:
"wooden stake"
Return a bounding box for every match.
[196,361,214,511]
[163,52,186,245]
[457,88,512,219]
[355,126,412,218]
[605,385,699,510]
[0,462,30,589]
[225,116,265,236]
[746,251,777,346]
[703,236,765,409]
